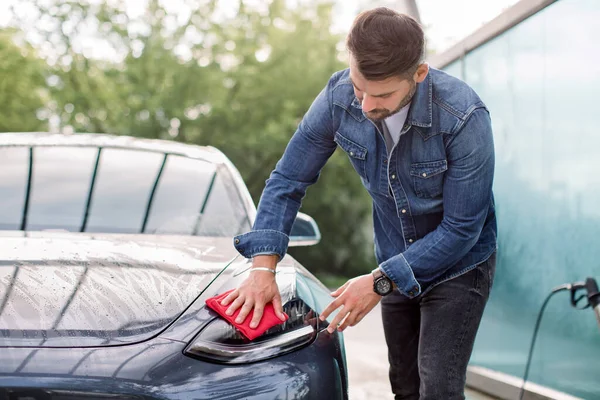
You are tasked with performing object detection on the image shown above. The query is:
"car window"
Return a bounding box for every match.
[146,155,251,236]
[28,147,97,231]
[144,155,216,235]
[85,148,164,233]
[0,147,29,230]
[0,145,251,237]
[196,169,252,236]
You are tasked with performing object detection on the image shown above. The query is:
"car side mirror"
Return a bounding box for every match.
[289,212,321,247]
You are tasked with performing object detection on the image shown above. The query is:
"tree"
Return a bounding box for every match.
[0,29,47,132]
[6,0,376,278]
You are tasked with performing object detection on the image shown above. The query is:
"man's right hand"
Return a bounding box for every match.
[219,255,286,329]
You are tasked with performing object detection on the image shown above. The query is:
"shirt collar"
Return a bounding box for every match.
[406,69,433,128]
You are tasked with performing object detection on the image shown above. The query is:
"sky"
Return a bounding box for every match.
[331,0,520,51]
[0,0,520,55]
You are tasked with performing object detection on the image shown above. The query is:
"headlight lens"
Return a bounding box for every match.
[184,266,319,364]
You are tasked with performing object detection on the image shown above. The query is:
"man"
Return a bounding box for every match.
[220,7,497,400]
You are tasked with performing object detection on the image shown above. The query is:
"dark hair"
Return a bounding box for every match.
[346,7,425,81]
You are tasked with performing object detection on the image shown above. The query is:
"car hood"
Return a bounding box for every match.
[0,231,240,347]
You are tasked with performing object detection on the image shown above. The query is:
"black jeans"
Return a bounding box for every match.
[380,253,496,400]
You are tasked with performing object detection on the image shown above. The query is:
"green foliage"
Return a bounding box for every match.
[3,0,375,277]
[314,273,349,291]
[0,29,47,132]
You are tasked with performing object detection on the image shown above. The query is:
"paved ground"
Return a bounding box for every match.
[343,303,496,400]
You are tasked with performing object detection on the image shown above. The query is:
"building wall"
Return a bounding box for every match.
[441,0,600,398]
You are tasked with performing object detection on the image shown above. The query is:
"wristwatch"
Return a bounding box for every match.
[372,268,394,296]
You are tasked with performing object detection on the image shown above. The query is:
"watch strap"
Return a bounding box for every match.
[371,267,384,279]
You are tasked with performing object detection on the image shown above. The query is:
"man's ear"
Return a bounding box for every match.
[413,63,429,84]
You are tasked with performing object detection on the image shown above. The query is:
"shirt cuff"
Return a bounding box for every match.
[233,229,290,261]
[379,254,422,298]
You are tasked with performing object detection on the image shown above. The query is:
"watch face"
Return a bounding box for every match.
[376,278,392,295]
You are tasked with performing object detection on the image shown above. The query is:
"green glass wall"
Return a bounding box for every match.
[443,0,600,398]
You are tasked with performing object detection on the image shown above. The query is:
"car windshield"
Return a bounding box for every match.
[0,145,251,237]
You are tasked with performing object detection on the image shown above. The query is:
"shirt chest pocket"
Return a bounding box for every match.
[410,160,447,199]
[335,131,369,183]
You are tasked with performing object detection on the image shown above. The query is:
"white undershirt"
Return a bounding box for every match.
[383,103,411,147]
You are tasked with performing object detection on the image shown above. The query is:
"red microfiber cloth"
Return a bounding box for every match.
[205,289,289,340]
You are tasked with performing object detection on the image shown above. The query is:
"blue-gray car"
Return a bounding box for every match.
[0,132,348,399]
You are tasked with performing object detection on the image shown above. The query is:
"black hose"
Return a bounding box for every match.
[517,284,571,400]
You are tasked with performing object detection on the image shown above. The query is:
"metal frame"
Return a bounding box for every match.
[80,148,102,232]
[427,0,559,69]
[141,153,168,233]
[192,170,218,236]
[466,366,584,400]
[20,148,33,231]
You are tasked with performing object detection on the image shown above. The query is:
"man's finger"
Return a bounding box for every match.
[220,289,239,306]
[272,295,286,321]
[327,306,348,334]
[337,312,355,332]
[330,281,349,297]
[351,311,367,327]
[235,300,254,324]
[319,297,343,321]
[226,295,245,316]
[249,302,265,329]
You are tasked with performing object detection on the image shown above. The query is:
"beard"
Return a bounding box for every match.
[365,80,416,122]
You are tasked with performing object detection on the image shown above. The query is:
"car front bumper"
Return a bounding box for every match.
[0,331,347,400]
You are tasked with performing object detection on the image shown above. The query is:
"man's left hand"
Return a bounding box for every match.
[319,274,383,333]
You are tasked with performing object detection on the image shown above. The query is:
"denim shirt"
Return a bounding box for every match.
[233,67,497,298]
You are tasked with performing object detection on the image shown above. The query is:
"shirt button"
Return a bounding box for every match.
[350,151,354,156]
[422,173,427,177]
[383,159,388,164]
[391,174,396,179]
[408,291,414,296]
[413,286,419,292]
[401,209,406,214]
[408,239,413,243]
[235,239,240,244]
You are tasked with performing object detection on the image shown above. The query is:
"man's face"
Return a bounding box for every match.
[349,57,429,122]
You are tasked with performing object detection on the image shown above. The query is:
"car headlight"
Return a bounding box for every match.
[184,266,319,364]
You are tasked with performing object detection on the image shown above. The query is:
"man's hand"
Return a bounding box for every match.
[319,274,382,333]
[219,256,286,329]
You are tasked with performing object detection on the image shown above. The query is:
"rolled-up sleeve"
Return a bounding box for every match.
[381,107,495,298]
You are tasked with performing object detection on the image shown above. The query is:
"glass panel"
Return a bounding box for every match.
[0,146,250,237]
[530,1,600,395]
[449,0,600,398]
[442,60,462,80]
[85,149,163,233]
[0,147,29,230]
[196,169,251,236]
[145,155,216,235]
[27,147,97,232]
[146,156,250,237]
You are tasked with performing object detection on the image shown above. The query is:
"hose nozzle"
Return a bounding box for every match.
[569,277,600,330]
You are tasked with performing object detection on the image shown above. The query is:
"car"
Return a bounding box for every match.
[0,132,348,399]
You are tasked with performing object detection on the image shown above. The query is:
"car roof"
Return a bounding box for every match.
[0,132,227,164]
